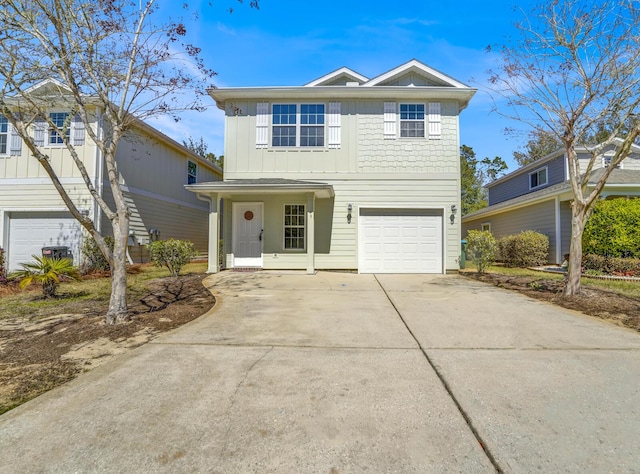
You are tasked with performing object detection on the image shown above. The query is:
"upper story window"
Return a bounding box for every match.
[0,116,7,154]
[399,103,425,138]
[187,160,197,184]
[272,104,325,147]
[603,155,622,169]
[49,112,70,145]
[529,167,548,189]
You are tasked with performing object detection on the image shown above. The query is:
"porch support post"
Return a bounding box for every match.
[306,193,315,274]
[207,192,220,273]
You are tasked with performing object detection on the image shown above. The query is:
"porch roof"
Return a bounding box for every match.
[186,178,335,199]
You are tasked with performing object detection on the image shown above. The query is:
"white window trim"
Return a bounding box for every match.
[529,166,549,190]
[0,116,8,156]
[398,102,426,139]
[283,203,306,251]
[187,160,197,184]
[481,222,491,232]
[271,103,326,148]
[603,154,623,169]
[48,111,71,147]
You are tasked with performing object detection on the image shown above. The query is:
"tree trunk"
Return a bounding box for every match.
[105,217,130,325]
[564,203,586,296]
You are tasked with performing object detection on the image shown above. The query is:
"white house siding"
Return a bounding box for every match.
[463,199,557,263]
[577,150,640,173]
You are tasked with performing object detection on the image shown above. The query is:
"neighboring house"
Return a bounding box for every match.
[462,142,640,263]
[186,59,476,274]
[0,80,222,271]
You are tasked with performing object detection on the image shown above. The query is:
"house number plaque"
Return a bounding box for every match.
[244,211,254,221]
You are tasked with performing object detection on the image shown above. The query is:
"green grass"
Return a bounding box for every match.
[0,262,208,321]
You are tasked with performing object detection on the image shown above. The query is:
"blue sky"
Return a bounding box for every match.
[149,0,538,171]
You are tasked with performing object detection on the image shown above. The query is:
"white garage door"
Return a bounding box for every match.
[359,208,443,274]
[8,212,82,271]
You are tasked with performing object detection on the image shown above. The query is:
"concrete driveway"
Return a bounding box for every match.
[1,272,639,473]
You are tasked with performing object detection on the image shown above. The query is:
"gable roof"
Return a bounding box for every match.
[208,60,476,111]
[363,59,469,88]
[305,67,369,87]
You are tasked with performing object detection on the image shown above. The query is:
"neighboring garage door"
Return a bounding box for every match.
[8,212,82,271]
[359,208,443,274]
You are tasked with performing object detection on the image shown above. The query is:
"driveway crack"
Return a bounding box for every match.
[374,275,503,473]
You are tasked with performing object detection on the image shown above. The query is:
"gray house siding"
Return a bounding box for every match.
[463,199,558,263]
[488,155,565,206]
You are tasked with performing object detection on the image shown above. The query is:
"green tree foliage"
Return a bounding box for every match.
[460,145,508,215]
[466,230,497,273]
[0,247,6,282]
[183,136,224,169]
[583,199,640,258]
[13,255,79,298]
[487,0,640,296]
[147,239,197,277]
[512,130,562,167]
[498,231,549,267]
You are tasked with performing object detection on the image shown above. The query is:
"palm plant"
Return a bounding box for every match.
[13,255,80,298]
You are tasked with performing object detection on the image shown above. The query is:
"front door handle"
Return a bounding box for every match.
[259,229,263,241]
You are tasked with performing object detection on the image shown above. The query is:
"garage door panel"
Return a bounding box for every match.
[359,208,443,274]
[8,212,82,271]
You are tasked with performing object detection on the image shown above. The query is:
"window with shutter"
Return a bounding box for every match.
[428,102,441,139]
[49,112,70,145]
[384,102,396,139]
[72,114,85,146]
[33,118,46,146]
[0,116,7,155]
[399,103,425,138]
[327,102,341,149]
[272,104,325,147]
[256,102,269,148]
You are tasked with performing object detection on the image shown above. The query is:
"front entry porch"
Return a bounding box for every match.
[186,179,335,274]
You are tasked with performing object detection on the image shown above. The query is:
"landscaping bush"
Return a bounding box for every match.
[582,254,640,277]
[12,255,80,298]
[466,230,497,273]
[498,230,549,268]
[583,198,640,258]
[147,239,196,277]
[0,246,6,283]
[81,236,114,272]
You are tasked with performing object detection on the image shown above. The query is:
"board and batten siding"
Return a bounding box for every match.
[488,155,566,206]
[463,199,558,263]
[221,179,460,272]
[222,100,459,179]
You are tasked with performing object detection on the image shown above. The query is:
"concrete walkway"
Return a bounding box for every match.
[1,272,639,473]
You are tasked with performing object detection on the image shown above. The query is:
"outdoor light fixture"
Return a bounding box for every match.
[450,204,457,225]
[347,203,353,224]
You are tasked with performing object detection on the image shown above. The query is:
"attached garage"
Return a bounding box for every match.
[7,212,83,271]
[358,208,444,274]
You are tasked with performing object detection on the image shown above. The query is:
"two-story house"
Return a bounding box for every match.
[187,60,476,274]
[1,80,222,271]
[462,141,640,263]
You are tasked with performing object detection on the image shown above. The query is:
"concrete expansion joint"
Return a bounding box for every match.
[373,275,504,474]
[424,347,640,351]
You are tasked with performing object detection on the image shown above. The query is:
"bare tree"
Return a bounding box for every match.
[0,1,256,323]
[487,0,640,295]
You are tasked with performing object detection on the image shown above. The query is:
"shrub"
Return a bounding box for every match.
[498,230,549,267]
[466,230,497,273]
[12,255,80,298]
[0,246,5,283]
[81,236,114,272]
[147,239,196,277]
[582,254,640,277]
[583,198,640,258]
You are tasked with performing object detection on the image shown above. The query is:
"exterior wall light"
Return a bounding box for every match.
[450,204,457,225]
[347,203,353,224]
